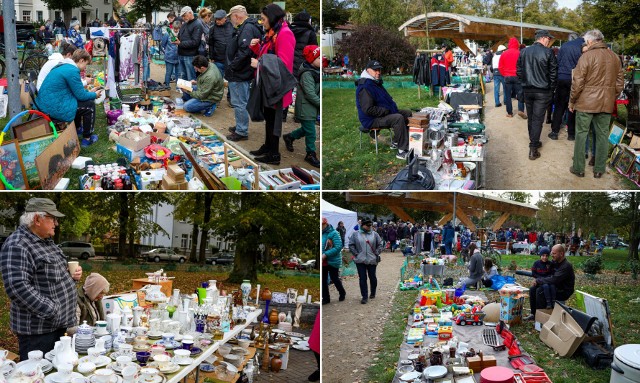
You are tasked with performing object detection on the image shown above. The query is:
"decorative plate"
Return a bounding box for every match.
[79,355,112,368]
[109,352,135,361]
[285,332,306,338]
[153,340,180,350]
[45,372,86,383]
[146,362,180,374]
[134,372,166,383]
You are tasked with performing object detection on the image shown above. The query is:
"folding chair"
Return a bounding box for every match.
[359,125,391,154]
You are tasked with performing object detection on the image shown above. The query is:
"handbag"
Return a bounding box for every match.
[362,233,381,263]
[246,78,264,122]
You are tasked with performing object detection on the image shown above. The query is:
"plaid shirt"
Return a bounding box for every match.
[0,225,77,335]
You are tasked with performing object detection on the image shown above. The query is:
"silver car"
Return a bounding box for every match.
[58,241,96,260]
[142,248,187,263]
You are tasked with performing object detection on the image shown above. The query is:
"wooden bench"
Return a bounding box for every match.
[489,241,510,254]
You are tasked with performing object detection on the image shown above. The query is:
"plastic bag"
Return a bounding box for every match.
[490,274,515,290]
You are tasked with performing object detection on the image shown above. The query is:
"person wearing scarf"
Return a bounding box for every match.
[248,3,295,165]
[67,273,110,334]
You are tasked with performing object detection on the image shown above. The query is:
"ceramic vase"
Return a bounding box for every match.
[240,280,251,307]
[269,309,279,325]
[270,354,282,373]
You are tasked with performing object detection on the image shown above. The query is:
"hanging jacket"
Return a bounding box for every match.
[356,71,399,130]
[430,53,448,87]
[294,62,320,121]
[208,20,234,62]
[413,53,431,86]
[225,17,262,82]
[290,20,317,78]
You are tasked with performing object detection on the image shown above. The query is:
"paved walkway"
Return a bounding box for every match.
[254,328,317,382]
[482,80,623,189]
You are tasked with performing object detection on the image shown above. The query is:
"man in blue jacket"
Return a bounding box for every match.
[442,222,455,255]
[356,60,412,160]
[549,33,584,141]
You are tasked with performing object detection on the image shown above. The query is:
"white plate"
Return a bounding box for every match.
[175,358,193,366]
[45,351,55,361]
[423,365,448,379]
[291,345,310,351]
[146,362,180,374]
[147,332,163,338]
[45,372,85,383]
[284,331,305,338]
[296,341,309,348]
[134,374,166,383]
[271,329,285,334]
[399,371,422,381]
[79,356,111,368]
[88,374,123,383]
[109,352,135,361]
[16,359,53,374]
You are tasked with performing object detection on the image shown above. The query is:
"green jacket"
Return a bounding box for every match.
[294,63,320,121]
[191,65,224,103]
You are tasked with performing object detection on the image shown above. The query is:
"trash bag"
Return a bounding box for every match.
[490,274,515,290]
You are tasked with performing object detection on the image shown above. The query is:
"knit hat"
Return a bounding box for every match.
[70,20,80,28]
[497,44,507,52]
[303,45,320,63]
[539,247,551,256]
[84,273,110,301]
[322,217,328,225]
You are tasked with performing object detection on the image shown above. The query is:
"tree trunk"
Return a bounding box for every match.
[63,9,73,29]
[228,253,259,283]
[629,192,639,261]
[227,194,261,283]
[199,193,213,266]
[189,193,202,263]
[127,194,136,259]
[118,193,128,259]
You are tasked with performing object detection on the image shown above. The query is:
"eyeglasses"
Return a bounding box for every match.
[43,214,58,223]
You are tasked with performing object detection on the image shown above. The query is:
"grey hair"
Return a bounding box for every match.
[568,33,579,41]
[172,20,181,28]
[19,212,45,227]
[583,29,604,43]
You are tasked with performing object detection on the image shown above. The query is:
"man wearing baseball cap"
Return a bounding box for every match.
[208,9,234,106]
[174,6,202,81]
[1,198,83,360]
[283,45,321,167]
[356,60,413,160]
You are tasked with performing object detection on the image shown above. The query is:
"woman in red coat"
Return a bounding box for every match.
[248,3,295,165]
[308,311,320,381]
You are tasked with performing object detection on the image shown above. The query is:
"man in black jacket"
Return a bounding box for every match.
[225,5,262,142]
[525,244,575,320]
[209,9,234,104]
[175,6,202,81]
[517,29,558,160]
[290,11,317,78]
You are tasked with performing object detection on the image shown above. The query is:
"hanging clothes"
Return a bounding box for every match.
[431,53,448,87]
[119,34,137,80]
[423,230,432,252]
[413,53,431,86]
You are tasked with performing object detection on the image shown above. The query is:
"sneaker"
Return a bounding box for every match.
[203,105,215,117]
[283,133,295,152]
[390,142,398,149]
[304,152,320,168]
[226,132,248,142]
[518,111,528,119]
[361,298,368,304]
[81,134,99,148]
[396,150,407,160]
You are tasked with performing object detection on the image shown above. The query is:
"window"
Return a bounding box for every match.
[22,11,31,22]
[54,11,61,20]
[104,0,109,4]
[37,11,43,22]
[104,13,109,22]
[180,234,190,249]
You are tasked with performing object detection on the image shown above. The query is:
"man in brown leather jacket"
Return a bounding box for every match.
[569,29,624,178]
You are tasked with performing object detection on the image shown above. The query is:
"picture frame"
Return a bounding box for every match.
[35,122,80,190]
[629,161,640,187]
[271,292,288,304]
[609,145,623,168]
[615,146,636,175]
[12,117,53,142]
[0,140,29,190]
[19,134,57,187]
[608,121,626,145]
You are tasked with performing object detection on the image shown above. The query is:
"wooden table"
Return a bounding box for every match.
[131,278,174,297]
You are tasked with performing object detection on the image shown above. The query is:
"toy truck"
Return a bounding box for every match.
[455,311,486,326]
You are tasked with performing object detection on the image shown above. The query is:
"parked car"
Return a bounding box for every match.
[142,248,186,263]
[272,257,302,269]
[58,241,96,260]
[613,241,629,249]
[0,20,36,42]
[205,252,235,265]
[298,259,317,270]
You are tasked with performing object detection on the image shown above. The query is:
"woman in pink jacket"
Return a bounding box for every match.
[248,3,295,165]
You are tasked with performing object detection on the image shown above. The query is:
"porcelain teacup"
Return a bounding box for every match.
[57,363,73,382]
[27,351,43,362]
[87,347,101,361]
[181,339,193,351]
[93,368,115,383]
[121,365,138,383]
[149,345,165,357]
[160,333,174,345]
[116,355,132,370]
[152,354,171,370]
[134,327,148,336]
[173,350,190,365]
[118,344,134,356]
[140,368,159,383]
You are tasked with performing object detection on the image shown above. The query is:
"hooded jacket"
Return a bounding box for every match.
[498,38,521,77]
[208,20,234,62]
[290,18,317,78]
[356,70,399,130]
[569,41,624,113]
[225,17,262,82]
[557,37,584,81]
[322,224,343,269]
[177,18,203,56]
[516,41,557,90]
[492,46,506,74]
[294,62,320,121]
[348,228,383,265]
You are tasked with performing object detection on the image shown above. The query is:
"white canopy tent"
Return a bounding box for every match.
[321,199,358,247]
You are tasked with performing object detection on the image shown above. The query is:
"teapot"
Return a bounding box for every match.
[6,358,43,383]
[141,285,167,303]
[0,350,16,382]
[52,336,78,369]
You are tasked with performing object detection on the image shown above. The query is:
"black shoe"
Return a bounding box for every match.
[545,119,552,124]
[495,103,502,107]
[228,126,236,133]
[255,153,281,165]
[369,295,375,299]
[308,369,320,382]
[361,298,368,304]
[322,300,330,305]
[548,132,558,140]
[249,145,269,156]
[529,148,540,160]
[226,132,248,141]
[305,152,320,168]
[338,295,346,302]
[283,133,295,152]
[570,166,585,177]
[524,314,535,321]
[567,135,575,141]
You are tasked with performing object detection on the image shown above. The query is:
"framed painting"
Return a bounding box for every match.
[19,135,57,187]
[608,121,626,145]
[271,292,288,304]
[0,140,29,190]
[629,161,640,187]
[12,118,53,142]
[35,122,79,190]
[615,146,636,175]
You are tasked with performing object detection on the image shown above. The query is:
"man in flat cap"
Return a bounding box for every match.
[175,6,203,81]
[356,60,412,160]
[0,198,83,360]
[517,29,558,160]
[208,9,234,105]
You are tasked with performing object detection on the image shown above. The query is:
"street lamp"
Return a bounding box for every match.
[515,1,525,44]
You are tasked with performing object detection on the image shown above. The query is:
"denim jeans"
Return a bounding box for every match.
[355,263,377,299]
[178,55,196,81]
[504,76,525,115]
[445,241,453,255]
[228,81,250,136]
[493,74,505,106]
[213,62,230,101]
[165,62,178,85]
[182,86,216,114]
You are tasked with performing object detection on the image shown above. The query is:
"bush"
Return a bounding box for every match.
[617,262,629,274]
[582,255,604,275]
[630,260,640,280]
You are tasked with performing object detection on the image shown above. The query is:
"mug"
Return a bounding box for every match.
[430,350,443,366]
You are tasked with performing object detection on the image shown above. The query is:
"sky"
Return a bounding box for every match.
[558,0,582,10]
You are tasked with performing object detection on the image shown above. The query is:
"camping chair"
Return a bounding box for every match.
[359,125,391,154]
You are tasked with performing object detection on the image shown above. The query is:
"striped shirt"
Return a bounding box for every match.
[0,225,77,335]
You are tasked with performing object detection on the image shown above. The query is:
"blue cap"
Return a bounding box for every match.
[539,247,550,255]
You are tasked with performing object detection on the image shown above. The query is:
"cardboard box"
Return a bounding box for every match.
[540,304,587,357]
[167,164,185,181]
[466,354,496,372]
[499,285,529,325]
[101,291,138,315]
[116,143,146,162]
[408,117,429,127]
[409,126,427,157]
[118,130,151,152]
[161,174,179,190]
[534,308,553,331]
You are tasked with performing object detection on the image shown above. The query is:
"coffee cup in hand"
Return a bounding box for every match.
[68,261,79,274]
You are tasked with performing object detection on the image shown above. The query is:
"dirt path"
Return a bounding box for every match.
[483,81,623,189]
[321,251,406,383]
[148,62,317,171]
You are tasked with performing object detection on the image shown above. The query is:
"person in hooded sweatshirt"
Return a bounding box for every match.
[348,218,383,304]
[355,60,412,160]
[290,11,317,78]
[492,44,507,107]
[499,37,526,119]
[322,218,346,305]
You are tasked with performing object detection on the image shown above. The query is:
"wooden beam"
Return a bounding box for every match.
[491,39,510,52]
[389,206,414,223]
[451,38,472,53]
[491,212,511,231]
[455,207,477,231]
[438,212,453,227]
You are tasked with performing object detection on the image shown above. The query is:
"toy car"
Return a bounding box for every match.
[455,312,486,326]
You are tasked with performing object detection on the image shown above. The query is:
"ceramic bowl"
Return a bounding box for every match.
[237,339,250,350]
[77,362,96,376]
[397,364,414,375]
[217,345,231,356]
[222,354,242,368]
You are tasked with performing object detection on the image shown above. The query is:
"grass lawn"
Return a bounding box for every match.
[0,263,320,354]
[1,106,119,190]
[365,249,640,383]
[322,86,440,190]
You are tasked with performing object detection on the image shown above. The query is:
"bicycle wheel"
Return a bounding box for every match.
[21,54,48,78]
